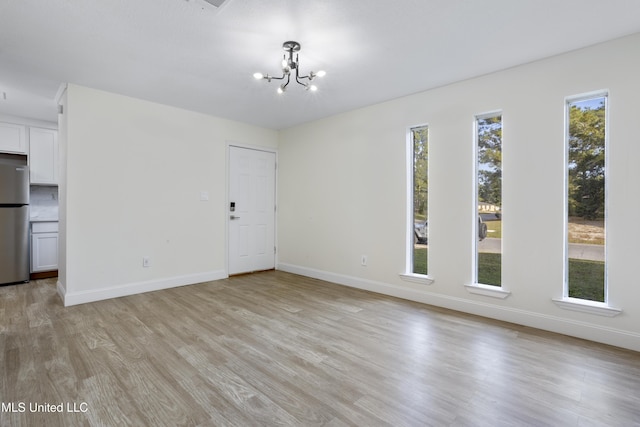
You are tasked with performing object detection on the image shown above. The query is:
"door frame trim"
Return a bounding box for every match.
[225,142,278,276]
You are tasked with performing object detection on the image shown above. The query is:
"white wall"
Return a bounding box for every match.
[277,33,640,351]
[59,84,278,305]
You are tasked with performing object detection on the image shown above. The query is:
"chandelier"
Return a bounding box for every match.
[253,41,326,94]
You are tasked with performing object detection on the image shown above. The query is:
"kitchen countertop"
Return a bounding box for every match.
[30,217,59,222]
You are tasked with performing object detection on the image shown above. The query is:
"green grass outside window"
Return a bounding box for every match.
[412,248,604,302]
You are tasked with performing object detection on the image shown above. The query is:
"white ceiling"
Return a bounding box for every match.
[1,0,639,129]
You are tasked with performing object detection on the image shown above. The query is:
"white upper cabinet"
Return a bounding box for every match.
[0,122,27,154]
[29,127,58,185]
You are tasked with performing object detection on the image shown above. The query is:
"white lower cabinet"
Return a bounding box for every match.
[31,222,59,272]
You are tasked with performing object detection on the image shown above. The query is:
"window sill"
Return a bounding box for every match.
[552,298,622,317]
[464,283,511,299]
[399,273,434,285]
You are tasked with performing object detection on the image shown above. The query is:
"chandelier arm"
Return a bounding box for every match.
[295,63,309,82]
[295,72,308,87]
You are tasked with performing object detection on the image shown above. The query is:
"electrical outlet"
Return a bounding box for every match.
[142,257,151,268]
[361,255,368,266]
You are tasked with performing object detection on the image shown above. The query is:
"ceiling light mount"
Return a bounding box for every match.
[282,40,301,54]
[254,41,325,94]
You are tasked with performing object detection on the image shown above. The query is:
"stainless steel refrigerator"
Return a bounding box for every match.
[0,160,29,285]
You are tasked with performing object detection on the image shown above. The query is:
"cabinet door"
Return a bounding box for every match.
[0,122,27,154]
[29,127,58,184]
[31,232,59,272]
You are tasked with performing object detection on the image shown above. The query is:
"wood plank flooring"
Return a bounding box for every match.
[1,270,639,426]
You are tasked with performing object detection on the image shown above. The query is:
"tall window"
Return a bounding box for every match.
[475,113,502,286]
[566,94,607,302]
[411,126,429,275]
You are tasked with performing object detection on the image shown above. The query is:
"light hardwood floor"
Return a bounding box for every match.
[1,271,639,426]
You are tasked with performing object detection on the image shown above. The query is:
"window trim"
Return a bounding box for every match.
[563,91,609,304]
[552,297,621,317]
[465,283,511,299]
[400,273,434,285]
[471,110,504,289]
[403,123,434,283]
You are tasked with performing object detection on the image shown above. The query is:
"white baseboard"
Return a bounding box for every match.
[277,263,640,352]
[60,270,228,307]
[56,279,66,303]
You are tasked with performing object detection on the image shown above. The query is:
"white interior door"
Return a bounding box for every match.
[228,146,276,275]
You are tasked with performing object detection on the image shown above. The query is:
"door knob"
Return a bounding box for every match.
[230,215,241,220]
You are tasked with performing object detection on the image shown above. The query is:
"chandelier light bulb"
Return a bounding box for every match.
[309,84,318,92]
[277,85,285,94]
[316,70,326,78]
[253,72,264,80]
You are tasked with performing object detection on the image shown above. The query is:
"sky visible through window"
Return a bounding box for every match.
[573,98,602,110]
